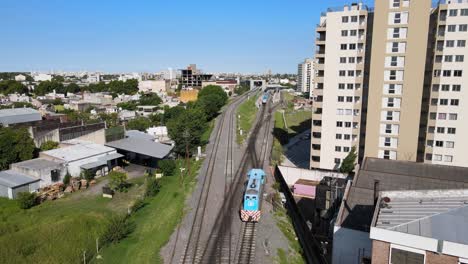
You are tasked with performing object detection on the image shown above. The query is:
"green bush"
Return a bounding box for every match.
[80,170,95,181]
[63,172,71,185]
[101,214,134,244]
[108,171,128,192]
[158,159,176,176]
[40,141,59,151]
[16,192,37,209]
[130,198,147,213]
[145,178,161,198]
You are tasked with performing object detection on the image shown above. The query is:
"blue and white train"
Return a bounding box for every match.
[240,169,265,222]
[261,93,268,104]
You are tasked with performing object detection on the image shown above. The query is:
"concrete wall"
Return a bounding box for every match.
[11,164,67,188]
[32,128,60,148]
[371,240,390,264]
[66,151,117,177]
[278,166,347,186]
[332,226,372,264]
[0,185,9,198]
[74,129,106,145]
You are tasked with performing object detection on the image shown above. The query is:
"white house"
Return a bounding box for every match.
[15,74,26,82]
[33,73,52,82]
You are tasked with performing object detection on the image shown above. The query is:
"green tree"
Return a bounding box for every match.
[197,93,225,120]
[17,192,37,209]
[100,214,134,244]
[52,75,65,82]
[0,80,28,95]
[35,81,64,95]
[198,85,228,105]
[40,141,59,151]
[158,159,176,176]
[139,93,162,106]
[167,107,207,155]
[108,170,128,192]
[340,146,357,174]
[98,112,119,128]
[0,127,35,170]
[234,84,250,95]
[127,117,151,131]
[63,172,71,185]
[66,83,81,94]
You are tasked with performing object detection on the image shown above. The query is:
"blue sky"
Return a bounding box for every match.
[1,0,371,73]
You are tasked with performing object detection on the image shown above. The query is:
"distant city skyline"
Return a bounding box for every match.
[0,0,371,73]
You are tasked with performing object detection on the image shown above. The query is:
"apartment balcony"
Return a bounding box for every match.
[316,24,326,32]
[311,149,321,158]
[316,39,326,46]
[312,125,322,133]
[315,63,324,71]
[314,76,324,83]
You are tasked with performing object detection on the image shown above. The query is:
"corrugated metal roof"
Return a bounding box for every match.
[105,137,173,159]
[338,157,468,232]
[374,190,468,245]
[0,170,40,188]
[12,158,63,170]
[125,130,154,141]
[0,108,42,125]
[42,141,116,162]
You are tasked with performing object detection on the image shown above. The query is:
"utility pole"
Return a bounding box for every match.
[182,129,191,186]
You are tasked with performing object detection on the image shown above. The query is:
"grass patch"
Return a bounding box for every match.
[236,93,259,144]
[94,159,202,264]
[201,118,215,147]
[273,207,306,264]
[0,194,121,263]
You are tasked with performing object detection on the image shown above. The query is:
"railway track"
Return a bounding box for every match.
[178,92,253,264]
[237,221,257,264]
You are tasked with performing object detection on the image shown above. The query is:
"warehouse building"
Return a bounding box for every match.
[10,158,66,188]
[0,170,40,199]
[0,108,42,126]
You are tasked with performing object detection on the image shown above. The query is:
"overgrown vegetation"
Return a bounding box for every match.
[40,141,59,151]
[100,214,135,244]
[236,92,259,144]
[16,192,37,209]
[339,146,357,174]
[108,171,129,192]
[0,127,35,170]
[273,207,306,264]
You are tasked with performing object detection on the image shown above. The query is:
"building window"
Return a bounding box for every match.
[342,16,349,23]
[432,84,439,92]
[392,0,400,8]
[343,147,350,152]
[445,55,453,62]
[346,96,353,102]
[432,98,439,106]
[446,141,455,148]
[441,84,450,91]
[338,96,344,102]
[344,134,351,140]
[345,122,351,127]
[336,134,342,140]
[425,153,432,160]
[340,44,347,50]
[427,140,434,147]
[347,84,354,90]
[350,30,357,36]
[435,140,444,147]
[394,13,401,23]
[340,57,347,63]
[456,55,464,62]
[459,24,468,32]
[434,70,441,77]
[454,70,463,77]
[349,43,356,50]
[341,30,348,37]
[451,99,459,106]
[452,84,461,91]
[430,112,437,120]
[348,70,355,77]
[448,127,456,134]
[349,57,356,63]
[437,127,445,134]
[389,70,397,80]
[339,83,345,89]
[449,9,458,17]
[391,42,399,52]
[435,55,443,63]
[391,56,398,66]
[457,40,466,47]
[339,70,346,76]
[446,40,455,47]
[449,113,458,120]
[443,70,451,77]
[392,27,400,38]
[461,8,468,16]
[351,16,358,22]
[335,146,342,152]
[434,154,443,161]
[334,158,341,164]
[439,99,448,105]
[383,150,391,159]
[444,155,453,162]
[448,24,456,32]
[428,126,435,133]
[438,113,447,120]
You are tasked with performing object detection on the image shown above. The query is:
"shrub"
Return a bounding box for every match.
[158,159,176,176]
[108,171,128,192]
[145,178,161,198]
[40,141,59,151]
[101,214,134,244]
[63,172,71,185]
[130,198,146,213]
[17,192,37,209]
[80,170,95,181]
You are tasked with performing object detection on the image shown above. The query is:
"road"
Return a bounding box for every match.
[161,90,288,264]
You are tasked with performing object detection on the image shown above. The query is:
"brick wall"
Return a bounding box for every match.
[426,251,458,264]
[371,240,390,264]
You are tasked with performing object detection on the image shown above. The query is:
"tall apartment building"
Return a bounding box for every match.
[297,58,313,94]
[364,0,432,162]
[310,3,371,170]
[424,0,468,167]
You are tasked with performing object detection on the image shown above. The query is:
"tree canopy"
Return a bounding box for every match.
[126,117,152,132]
[0,80,28,95]
[167,106,207,155]
[0,127,35,170]
[339,146,357,174]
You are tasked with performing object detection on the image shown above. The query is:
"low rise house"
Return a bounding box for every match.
[333,158,468,264]
[15,74,26,82]
[0,170,40,199]
[370,189,468,263]
[136,105,158,117]
[10,158,66,188]
[40,140,122,177]
[33,73,52,82]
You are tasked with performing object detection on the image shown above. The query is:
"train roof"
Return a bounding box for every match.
[247,169,265,180]
[246,177,261,193]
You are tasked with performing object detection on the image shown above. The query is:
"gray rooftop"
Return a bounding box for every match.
[373,190,468,245]
[105,137,173,159]
[125,130,155,141]
[42,141,116,162]
[0,108,42,125]
[0,170,40,188]
[12,158,63,170]
[338,158,468,232]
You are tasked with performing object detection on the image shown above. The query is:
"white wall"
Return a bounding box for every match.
[278,166,347,186]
